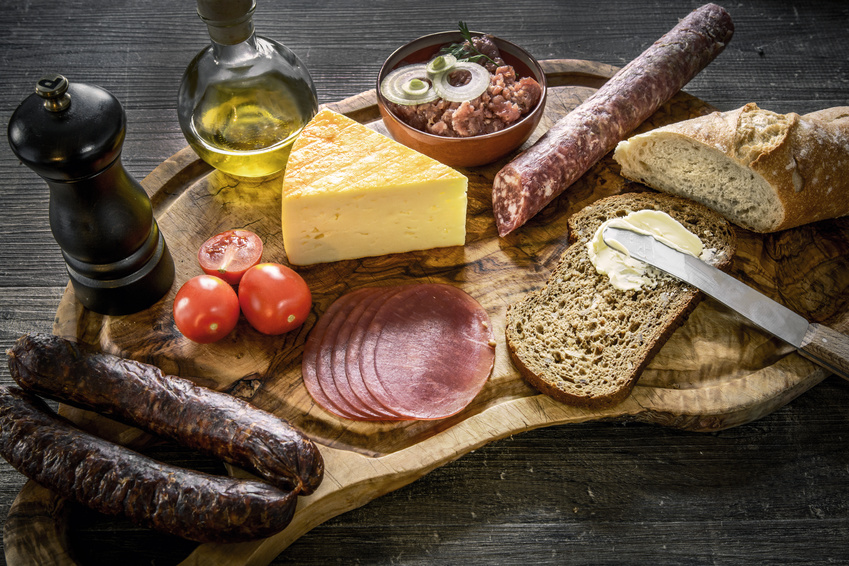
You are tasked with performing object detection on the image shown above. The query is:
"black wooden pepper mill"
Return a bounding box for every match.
[7,74,175,315]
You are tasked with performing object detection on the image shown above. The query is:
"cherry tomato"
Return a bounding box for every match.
[238,263,311,335]
[198,229,263,286]
[173,275,240,343]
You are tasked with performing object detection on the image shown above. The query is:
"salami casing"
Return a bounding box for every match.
[0,385,297,543]
[491,3,734,236]
[7,333,323,495]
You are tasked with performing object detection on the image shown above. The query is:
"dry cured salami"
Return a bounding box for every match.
[0,385,298,543]
[491,3,735,236]
[7,333,324,495]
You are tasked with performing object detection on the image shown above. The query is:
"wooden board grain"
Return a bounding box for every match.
[5,59,849,565]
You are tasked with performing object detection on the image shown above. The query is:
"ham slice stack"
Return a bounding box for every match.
[302,284,496,421]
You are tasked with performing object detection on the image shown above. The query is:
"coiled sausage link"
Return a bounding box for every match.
[0,385,297,543]
[7,333,323,495]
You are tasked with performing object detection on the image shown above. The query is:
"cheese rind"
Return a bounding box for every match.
[281,109,468,265]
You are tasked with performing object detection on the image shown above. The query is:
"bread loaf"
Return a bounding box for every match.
[613,103,849,233]
[505,193,736,408]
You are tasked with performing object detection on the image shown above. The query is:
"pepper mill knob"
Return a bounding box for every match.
[35,74,72,112]
[7,74,175,315]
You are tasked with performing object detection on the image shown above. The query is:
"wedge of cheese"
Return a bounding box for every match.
[281,109,468,265]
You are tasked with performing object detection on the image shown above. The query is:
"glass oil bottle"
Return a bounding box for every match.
[178,0,318,178]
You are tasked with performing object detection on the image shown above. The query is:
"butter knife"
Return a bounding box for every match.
[602,226,849,381]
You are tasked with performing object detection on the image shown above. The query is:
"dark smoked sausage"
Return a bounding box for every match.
[491,3,735,236]
[7,333,323,495]
[0,385,297,543]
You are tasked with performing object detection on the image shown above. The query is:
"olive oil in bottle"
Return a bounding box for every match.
[178,0,318,178]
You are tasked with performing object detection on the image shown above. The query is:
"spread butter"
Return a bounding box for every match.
[588,209,704,291]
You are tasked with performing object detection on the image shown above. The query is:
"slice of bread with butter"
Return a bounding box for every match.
[505,192,736,408]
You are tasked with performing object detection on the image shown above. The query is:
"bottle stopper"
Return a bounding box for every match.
[196,0,256,45]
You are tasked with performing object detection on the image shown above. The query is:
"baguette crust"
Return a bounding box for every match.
[614,103,849,233]
[505,192,736,408]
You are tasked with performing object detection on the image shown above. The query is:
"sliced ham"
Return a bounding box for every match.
[316,288,388,419]
[302,287,376,420]
[341,287,409,420]
[360,284,495,420]
[302,284,495,421]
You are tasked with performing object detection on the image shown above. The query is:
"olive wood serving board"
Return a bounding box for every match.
[5,59,849,566]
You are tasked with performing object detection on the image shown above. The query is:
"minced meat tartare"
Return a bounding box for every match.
[384,34,543,138]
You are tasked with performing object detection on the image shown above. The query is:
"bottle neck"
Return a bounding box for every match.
[210,32,260,65]
[205,13,254,46]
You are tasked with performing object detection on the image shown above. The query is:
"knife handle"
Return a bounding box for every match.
[799,323,849,382]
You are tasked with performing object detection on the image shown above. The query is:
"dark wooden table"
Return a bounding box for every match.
[1,0,848,564]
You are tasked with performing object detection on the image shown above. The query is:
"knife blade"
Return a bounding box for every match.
[602,226,849,381]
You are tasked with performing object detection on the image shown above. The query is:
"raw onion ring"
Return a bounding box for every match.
[426,54,457,77]
[431,61,490,103]
[380,64,439,105]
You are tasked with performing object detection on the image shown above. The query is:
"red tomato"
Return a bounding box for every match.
[198,229,263,285]
[173,275,240,343]
[238,263,311,335]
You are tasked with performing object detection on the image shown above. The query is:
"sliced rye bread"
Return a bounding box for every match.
[505,192,737,408]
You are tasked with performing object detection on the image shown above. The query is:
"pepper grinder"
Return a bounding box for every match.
[7,74,175,315]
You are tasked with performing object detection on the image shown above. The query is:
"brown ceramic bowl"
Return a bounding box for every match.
[376,31,547,168]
